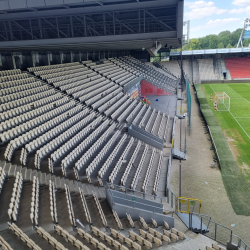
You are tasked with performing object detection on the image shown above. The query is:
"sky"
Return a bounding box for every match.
[184,0,250,38]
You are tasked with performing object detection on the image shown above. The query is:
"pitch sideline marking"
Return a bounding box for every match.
[209,85,250,140]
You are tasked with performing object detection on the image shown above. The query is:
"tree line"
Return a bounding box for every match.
[181,28,250,51]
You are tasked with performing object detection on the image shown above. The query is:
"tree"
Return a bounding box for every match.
[217,42,224,49]
[243,38,250,47]
[226,43,233,48]
[188,39,201,50]
[209,35,218,49]
[199,36,210,49]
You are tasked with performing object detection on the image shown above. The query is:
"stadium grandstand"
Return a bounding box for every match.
[0,1,249,250]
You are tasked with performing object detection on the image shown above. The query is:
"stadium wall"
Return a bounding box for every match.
[141,80,172,96]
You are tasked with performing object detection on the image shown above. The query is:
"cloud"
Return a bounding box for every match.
[232,0,250,6]
[229,6,250,14]
[185,1,228,20]
[191,18,240,31]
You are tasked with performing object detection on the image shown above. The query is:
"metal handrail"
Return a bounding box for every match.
[166,188,250,249]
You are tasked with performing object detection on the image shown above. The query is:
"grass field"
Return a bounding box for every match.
[195,83,250,215]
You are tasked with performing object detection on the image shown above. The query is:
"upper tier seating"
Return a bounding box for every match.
[225,57,250,79]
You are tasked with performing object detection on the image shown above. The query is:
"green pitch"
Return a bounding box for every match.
[195,83,250,215]
[202,83,250,168]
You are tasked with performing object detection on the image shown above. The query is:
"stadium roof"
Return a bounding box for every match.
[0,0,183,51]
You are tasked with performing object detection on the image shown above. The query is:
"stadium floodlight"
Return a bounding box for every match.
[237,18,250,48]
[213,92,230,111]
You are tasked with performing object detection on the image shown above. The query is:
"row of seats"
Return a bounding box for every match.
[41,67,86,81]
[0,73,28,83]
[61,118,109,170]
[49,180,58,223]
[8,172,23,221]
[51,73,88,85]
[0,84,50,104]
[118,56,177,93]
[126,102,143,123]
[131,145,148,190]
[120,141,141,186]
[91,88,122,111]
[163,228,185,241]
[0,166,6,192]
[142,149,156,193]
[35,109,93,170]
[110,228,138,250]
[22,105,87,165]
[0,96,69,134]
[109,137,134,184]
[131,105,147,125]
[153,152,163,195]
[0,77,37,89]
[98,134,127,179]
[0,80,44,97]
[0,92,63,123]
[0,235,14,250]
[204,243,226,250]
[5,102,79,161]
[85,130,121,183]
[8,223,42,250]
[36,226,68,250]
[140,229,166,246]
[103,95,128,116]
[77,227,111,250]
[30,176,39,226]
[79,187,92,224]
[129,231,152,249]
[145,109,156,132]
[28,62,80,72]
[0,88,56,113]
[91,226,129,250]
[111,98,135,121]
[151,111,161,135]
[75,122,117,175]
[65,184,76,227]
[158,114,168,139]
[139,216,149,230]
[34,64,84,77]
[55,224,89,250]
[0,69,21,76]
[126,213,135,228]
[50,115,102,175]
[112,210,123,230]
[92,192,108,227]
[139,107,152,128]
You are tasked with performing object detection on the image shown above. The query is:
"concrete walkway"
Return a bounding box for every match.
[169,85,250,246]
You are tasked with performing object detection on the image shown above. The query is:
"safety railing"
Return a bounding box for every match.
[188,212,250,249]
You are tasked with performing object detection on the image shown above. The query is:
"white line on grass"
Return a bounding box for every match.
[229,111,250,140]
[209,85,250,140]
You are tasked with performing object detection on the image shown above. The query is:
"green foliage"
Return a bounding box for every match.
[243,38,250,47]
[183,28,243,50]
[217,42,224,49]
[189,39,201,50]
[195,83,250,215]
[209,35,219,49]
[226,43,233,48]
